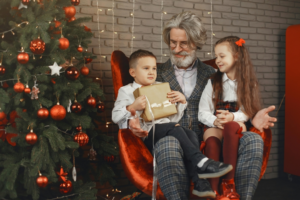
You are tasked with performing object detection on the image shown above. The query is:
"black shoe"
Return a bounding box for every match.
[192,179,216,198]
[197,159,233,179]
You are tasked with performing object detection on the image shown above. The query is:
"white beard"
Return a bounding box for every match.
[170,49,197,68]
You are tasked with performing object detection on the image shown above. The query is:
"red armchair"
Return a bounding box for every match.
[110,50,271,199]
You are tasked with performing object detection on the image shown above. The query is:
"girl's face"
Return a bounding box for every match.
[214,42,236,75]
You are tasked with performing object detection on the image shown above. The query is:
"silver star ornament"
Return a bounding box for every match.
[49,62,62,76]
[18,2,28,10]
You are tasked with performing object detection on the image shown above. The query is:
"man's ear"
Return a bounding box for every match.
[129,68,135,78]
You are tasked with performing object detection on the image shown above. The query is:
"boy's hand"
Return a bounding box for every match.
[127,95,146,111]
[128,109,148,138]
[216,110,234,125]
[167,91,186,104]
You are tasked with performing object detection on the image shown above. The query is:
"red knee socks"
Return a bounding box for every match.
[205,136,221,193]
[222,121,241,180]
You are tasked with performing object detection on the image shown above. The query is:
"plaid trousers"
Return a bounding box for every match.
[154,132,263,200]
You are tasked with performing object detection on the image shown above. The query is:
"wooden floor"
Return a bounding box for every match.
[133,177,300,200]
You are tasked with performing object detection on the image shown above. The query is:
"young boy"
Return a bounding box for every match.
[112,49,232,198]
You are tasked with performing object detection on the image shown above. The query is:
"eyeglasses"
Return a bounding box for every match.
[170,41,188,49]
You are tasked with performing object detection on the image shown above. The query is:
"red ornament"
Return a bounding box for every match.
[80,66,89,76]
[71,101,82,113]
[104,155,115,162]
[0,65,5,75]
[85,57,93,64]
[2,82,8,88]
[50,20,62,35]
[25,130,38,145]
[68,17,76,22]
[37,0,43,4]
[22,0,30,5]
[37,107,49,120]
[84,26,91,32]
[73,132,89,147]
[77,45,83,52]
[24,85,31,94]
[36,174,48,188]
[65,67,80,80]
[56,166,68,182]
[59,37,69,50]
[87,96,96,108]
[30,38,45,54]
[0,111,19,146]
[50,103,66,120]
[96,102,105,113]
[14,82,25,93]
[75,125,82,132]
[17,52,29,64]
[51,78,56,84]
[64,6,76,19]
[71,0,80,6]
[0,112,6,121]
[59,180,72,194]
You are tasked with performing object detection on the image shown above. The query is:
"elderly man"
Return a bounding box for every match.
[130,11,276,200]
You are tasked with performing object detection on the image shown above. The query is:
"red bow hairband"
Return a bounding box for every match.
[235,38,245,47]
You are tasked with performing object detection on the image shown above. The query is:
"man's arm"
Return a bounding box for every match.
[252,105,277,132]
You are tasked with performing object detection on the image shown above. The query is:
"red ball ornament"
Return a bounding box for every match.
[65,67,80,80]
[50,20,62,35]
[96,102,105,113]
[77,45,83,52]
[104,155,115,162]
[64,6,76,18]
[68,17,76,22]
[80,66,89,76]
[59,180,73,194]
[84,26,91,32]
[17,52,29,64]
[50,103,66,120]
[36,174,48,188]
[37,107,49,120]
[0,65,5,75]
[25,130,38,145]
[87,96,96,108]
[24,85,31,94]
[22,0,30,5]
[71,0,80,6]
[0,111,6,121]
[30,38,45,54]
[75,125,82,132]
[59,37,70,50]
[85,57,93,64]
[73,132,89,147]
[2,82,8,89]
[71,101,82,113]
[14,82,25,93]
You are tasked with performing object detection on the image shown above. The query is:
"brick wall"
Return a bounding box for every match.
[76,0,300,195]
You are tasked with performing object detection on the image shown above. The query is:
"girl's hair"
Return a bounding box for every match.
[212,36,261,118]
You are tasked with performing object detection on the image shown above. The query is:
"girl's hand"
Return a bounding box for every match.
[167,91,186,104]
[216,110,234,125]
[213,118,224,129]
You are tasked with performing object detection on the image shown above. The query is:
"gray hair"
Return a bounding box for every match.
[163,11,207,50]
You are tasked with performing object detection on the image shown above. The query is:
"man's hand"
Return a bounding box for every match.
[167,91,186,104]
[216,110,234,125]
[128,109,148,138]
[127,95,146,112]
[252,105,277,132]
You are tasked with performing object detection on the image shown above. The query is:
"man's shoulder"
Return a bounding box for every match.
[197,59,216,75]
[157,59,172,72]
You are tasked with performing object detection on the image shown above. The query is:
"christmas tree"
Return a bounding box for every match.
[0,0,118,199]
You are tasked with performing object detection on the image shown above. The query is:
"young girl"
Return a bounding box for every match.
[198,36,261,200]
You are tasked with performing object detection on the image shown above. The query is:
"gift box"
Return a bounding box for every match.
[133,82,177,122]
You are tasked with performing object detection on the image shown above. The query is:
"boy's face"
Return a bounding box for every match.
[129,56,157,86]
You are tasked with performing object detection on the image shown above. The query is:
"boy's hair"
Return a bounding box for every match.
[212,36,261,118]
[129,49,156,68]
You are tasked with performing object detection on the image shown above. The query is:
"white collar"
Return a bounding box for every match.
[222,73,236,82]
[132,81,143,89]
